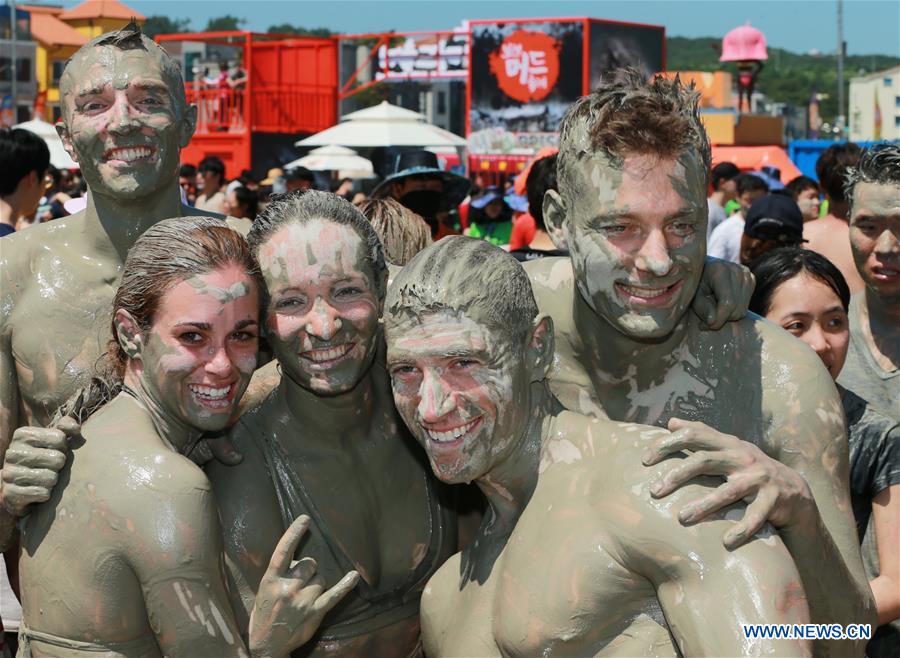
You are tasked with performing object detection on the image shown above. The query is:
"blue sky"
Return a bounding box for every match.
[44,0,900,56]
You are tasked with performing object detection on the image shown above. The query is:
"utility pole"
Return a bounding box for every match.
[836,0,845,137]
[10,0,18,121]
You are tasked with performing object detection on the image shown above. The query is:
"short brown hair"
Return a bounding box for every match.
[356,198,433,266]
[557,68,711,196]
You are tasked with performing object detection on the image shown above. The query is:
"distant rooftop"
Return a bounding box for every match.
[59,0,145,22]
[20,4,87,46]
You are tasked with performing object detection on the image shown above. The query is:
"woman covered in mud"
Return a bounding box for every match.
[205,191,459,657]
[15,217,350,658]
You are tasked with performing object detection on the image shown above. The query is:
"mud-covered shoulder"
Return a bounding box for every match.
[1,215,83,322]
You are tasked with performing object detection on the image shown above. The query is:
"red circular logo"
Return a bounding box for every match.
[488,30,560,103]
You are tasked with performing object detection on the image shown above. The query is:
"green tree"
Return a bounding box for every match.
[142,15,191,38]
[267,23,333,38]
[665,36,900,124]
[204,15,245,32]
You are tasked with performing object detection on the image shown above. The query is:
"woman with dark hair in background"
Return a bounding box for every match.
[749,247,900,637]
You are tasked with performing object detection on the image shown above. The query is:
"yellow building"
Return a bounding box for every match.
[59,0,145,41]
[20,1,144,122]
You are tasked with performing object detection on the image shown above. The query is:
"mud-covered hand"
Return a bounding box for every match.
[0,416,79,517]
[249,515,359,658]
[642,418,814,550]
[692,256,755,329]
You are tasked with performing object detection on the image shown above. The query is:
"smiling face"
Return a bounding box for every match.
[764,273,849,379]
[557,151,707,339]
[257,219,382,395]
[131,264,259,432]
[849,181,900,303]
[386,310,531,484]
[58,45,193,201]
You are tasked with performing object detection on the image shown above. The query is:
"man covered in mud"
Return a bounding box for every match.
[0,23,245,544]
[385,237,812,657]
[531,68,875,648]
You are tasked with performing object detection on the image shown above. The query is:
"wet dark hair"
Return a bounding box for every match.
[526,153,558,231]
[737,172,769,196]
[816,142,861,202]
[61,21,188,121]
[711,162,740,190]
[558,68,711,197]
[199,156,226,183]
[844,143,900,209]
[785,175,819,200]
[386,236,538,348]
[0,128,51,196]
[748,247,851,317]
[232,185,259,219]
[247,190,388,300]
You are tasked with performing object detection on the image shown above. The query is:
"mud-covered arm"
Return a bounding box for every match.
[763,361,876,637]
[125,483,255,658]
[691,256,754,329]
[0,299,19,458]
[620,481,811,657]
[0,283,21,550]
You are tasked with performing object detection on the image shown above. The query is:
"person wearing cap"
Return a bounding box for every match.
[467,185,514,246]
[371,150,471,239]
[259,167,285,196]
[708,162,741,238]
[739,194,806,265]
[284,166,316,193]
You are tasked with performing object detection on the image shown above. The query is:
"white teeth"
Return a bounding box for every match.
[620,284,670,299]
[106,147,153,162]
[189,384,232,404]
[424,418,480,443]
[302,344,353,363]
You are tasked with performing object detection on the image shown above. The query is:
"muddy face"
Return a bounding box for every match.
[561,151,707,338]
[257,219,381,395]
[386,310,530,484]
[58,46,192,201]
[764,273,850,379]
[130,265,259,432]
[849,181,900,303]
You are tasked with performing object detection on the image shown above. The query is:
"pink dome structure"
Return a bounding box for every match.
[720,23,768,62]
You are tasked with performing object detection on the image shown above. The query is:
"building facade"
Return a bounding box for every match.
[849,66,900,142]
[0,5,38,125]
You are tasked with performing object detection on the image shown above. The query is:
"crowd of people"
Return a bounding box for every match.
[0,21,897,658]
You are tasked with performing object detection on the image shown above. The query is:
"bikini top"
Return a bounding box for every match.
[257,399,454,642]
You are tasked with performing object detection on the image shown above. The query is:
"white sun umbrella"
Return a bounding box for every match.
[13,118,79,170]
[295,100,467,149]
[284,145,374,178]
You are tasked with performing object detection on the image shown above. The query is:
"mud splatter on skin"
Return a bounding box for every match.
[207,212,455,657]
[527,143,877,649]
[57,40,194,204]
[385,241,811,657]
[257,220,381,396]
[386,310,535,485]
[123,265,259,447]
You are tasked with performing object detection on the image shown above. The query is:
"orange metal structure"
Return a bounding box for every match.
[155,31,338,178]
